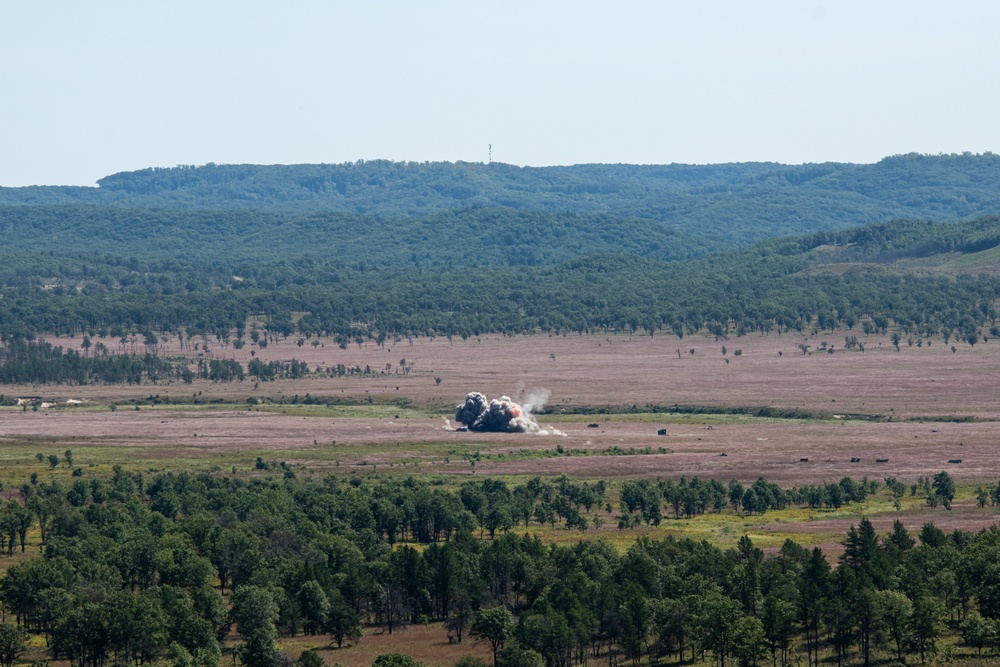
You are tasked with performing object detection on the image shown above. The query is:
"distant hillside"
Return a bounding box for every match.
[0,161,792,214]
[3,153,1000,263]
[0,206,704,268]
[1,215,999,345]
[763,215,1000,266]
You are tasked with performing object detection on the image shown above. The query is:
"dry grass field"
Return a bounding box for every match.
[19,327,1000,419]
[0,408,991,484]
[3,329,1000,550]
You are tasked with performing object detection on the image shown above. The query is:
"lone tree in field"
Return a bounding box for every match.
[471,606,514,665]
[327,589,361,648]
[931,470,956,509]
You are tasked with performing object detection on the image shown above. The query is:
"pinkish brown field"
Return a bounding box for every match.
[4,331,999,487]
[3,332,1000,584]
[23,328,1000,417]
[2,408,992,486]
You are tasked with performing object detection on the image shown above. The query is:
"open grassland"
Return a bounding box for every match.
[20,326,1000,419]
[4,329,1000,552]
[1,403,995,484]
[5,409,997,513]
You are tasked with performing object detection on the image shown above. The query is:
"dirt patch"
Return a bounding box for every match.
[276,623,491,667]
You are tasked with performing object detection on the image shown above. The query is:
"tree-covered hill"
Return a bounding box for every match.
[2,215,1000,344]
[757,214,1000,268]
[2,153,1000,258]
[0,205,705,268]
[3,155,1000,343]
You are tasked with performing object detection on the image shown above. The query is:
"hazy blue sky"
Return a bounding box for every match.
[2,1,998,186]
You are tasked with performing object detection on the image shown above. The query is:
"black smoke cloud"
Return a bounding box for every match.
[455,392,539,433]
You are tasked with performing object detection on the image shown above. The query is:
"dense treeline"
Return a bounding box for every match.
[0,468,995,667]
[0,339,316,386]
[0,338,184,384]
[2,227,998,346]
[0,206,707,268]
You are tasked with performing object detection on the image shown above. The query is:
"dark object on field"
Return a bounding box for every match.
[948,459,963,464]
[850,457,861,463]
[799,458,809,462]
[875,458,889,463]
[719,452,728,457]
[455,392,539,433]
[587,423,600,428]
[657,428,667,435]
[456,427,468,432]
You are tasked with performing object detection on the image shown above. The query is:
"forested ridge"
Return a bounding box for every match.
[3,153,1000,262]
[3,215,1000,353]
[0,466,996,667]
[0,206,704,267]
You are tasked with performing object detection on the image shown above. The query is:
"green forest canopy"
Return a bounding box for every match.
[2,214,1000,345]
[2,153,1000,261]
[0,468,994,667]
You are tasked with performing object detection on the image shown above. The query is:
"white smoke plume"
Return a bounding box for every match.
[519,388,551,415]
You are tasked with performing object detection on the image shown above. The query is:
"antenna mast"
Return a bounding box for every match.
[488,144,492,164]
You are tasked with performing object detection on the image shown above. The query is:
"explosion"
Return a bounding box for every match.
[454,392,539,433]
